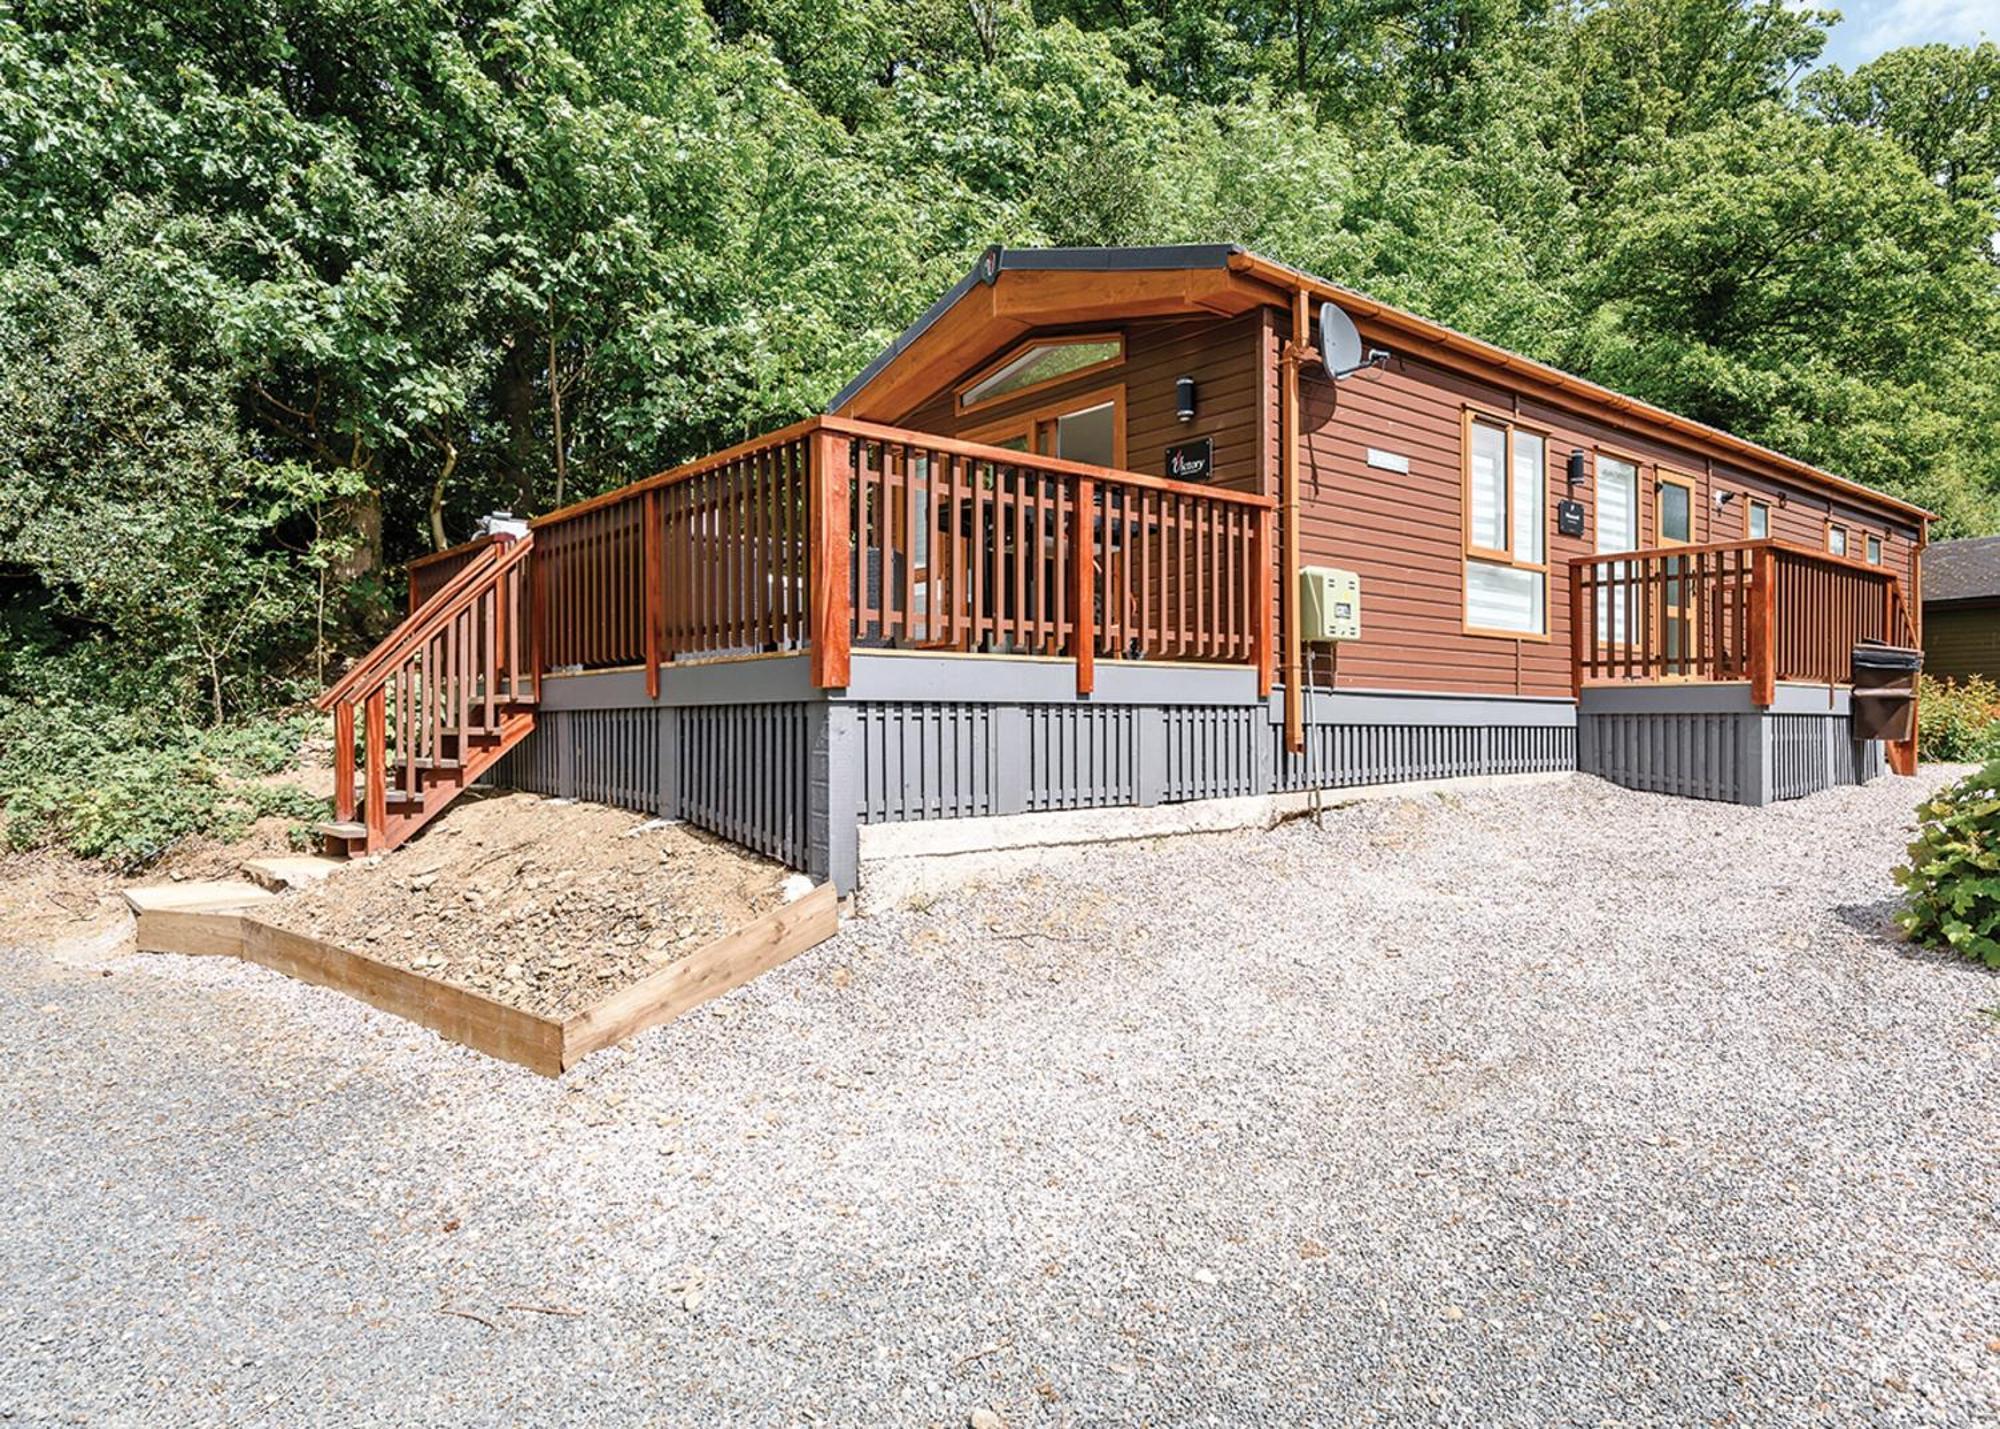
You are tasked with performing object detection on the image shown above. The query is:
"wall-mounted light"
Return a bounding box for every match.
[1175,375,1196,423]
[1566,450,1587,487]
[1714,491,1737,510]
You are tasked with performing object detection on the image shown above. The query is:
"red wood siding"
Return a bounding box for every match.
[885,300,1921,701]
[1291,354,1920,697]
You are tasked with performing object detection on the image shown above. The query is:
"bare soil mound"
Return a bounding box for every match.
[258,790,795,1017]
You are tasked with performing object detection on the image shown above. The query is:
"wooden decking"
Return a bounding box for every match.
[528,415,1278,701]
[1568,538,1919,770]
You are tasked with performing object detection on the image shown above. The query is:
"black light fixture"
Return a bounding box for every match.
[1715,490,1737,510]
[1175,375,1196,423]
[1566,449,1587,487]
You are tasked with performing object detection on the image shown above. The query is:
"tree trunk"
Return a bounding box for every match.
[329,486,383,585]
[499,340,541,514]
[548,306,568,508]
[428,438,459,551]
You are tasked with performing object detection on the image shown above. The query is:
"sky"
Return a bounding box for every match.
[1814,0,1996,69]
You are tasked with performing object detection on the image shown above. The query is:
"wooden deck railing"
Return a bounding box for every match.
[1570,539,1916,704]
[406,533,509,614]
[530,416,1276,696]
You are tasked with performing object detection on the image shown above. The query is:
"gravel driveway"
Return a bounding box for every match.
[3,769,1996,1426]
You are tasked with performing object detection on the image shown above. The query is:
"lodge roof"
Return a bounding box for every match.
[1922,535,2000,606]
[829,244,1931,526]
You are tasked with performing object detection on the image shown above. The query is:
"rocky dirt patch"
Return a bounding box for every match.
[255,790,796,1018]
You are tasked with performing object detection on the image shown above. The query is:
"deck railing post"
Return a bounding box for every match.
[363,686,388,849]
[643,488,663,700]
[1569,560,1586,700]
[333,700,356,824]
[1750,545,1776,708]
[809,428,852,689]
[1071,477,1096,697]
[1253,505,1274,697]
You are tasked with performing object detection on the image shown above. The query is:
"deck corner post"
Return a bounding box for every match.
[529,541,546,703]
[1071,476,1096,697]
[333,700,356,824]
[643,487,663,701]
[362,687,388,850]
[1750,545,1776,708]
[810,428,852,690]
[806,701,859,894]
[1568,560,1586,701]
[1253,505,1275,698]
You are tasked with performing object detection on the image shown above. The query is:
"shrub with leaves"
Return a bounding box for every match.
[1895,760,2000,967]
[1916,675,2000,764]
[0,624,323,869]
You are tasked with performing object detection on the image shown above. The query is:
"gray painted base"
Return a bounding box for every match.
[489,655,1580,892]
[1577,683,1883,806]
[496,660,1887,886]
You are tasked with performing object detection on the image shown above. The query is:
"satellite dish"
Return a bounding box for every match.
[1317,303,1363,377]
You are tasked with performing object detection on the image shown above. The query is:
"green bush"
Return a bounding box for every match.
[0,634,324,868]
[1916,675,2000,764]
[1895,760,2000,968]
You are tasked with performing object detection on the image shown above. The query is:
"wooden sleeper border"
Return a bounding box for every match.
[134,884,839,1077]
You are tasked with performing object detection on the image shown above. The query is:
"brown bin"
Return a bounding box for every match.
[1851,641,1922,743]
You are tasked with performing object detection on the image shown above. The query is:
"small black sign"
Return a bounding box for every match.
[1557,497,1586,538]
[1165,437,1213,482]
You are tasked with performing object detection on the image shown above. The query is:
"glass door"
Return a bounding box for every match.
[1596,455,1638,647]
[1657,473,1695,675]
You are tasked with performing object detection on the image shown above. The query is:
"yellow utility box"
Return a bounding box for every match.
[1298,566,1361,641]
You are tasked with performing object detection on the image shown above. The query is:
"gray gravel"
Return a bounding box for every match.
[3,769,1997,1426]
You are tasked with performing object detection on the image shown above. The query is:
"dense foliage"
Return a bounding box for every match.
[2,0,1998,859]
[1915,675,2000,764]
[1897,760,2000,968]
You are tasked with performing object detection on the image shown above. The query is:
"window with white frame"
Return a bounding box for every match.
[1595,453,1639,643]
[1866,533,1882,565]
[1828,523,1849,557]
[1463,414,1546,636]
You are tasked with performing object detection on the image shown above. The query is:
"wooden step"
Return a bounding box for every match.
[317,820,366,842]
[243,855,348,890]
[123,880,275,915]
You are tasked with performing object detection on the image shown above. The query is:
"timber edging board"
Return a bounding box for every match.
[132,882,840,1077]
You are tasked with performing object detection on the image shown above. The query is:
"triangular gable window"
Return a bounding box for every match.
[958,335,1123,412]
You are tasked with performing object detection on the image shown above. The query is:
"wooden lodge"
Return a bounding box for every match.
[317,245,1928,892]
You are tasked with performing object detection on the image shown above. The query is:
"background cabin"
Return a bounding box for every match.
[1920,536,2000,683]
[317,246,1928,892]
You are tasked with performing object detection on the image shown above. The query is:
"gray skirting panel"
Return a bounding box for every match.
[496,669,1588,890]
[1577,684,1883,807]
[490,703,815,871]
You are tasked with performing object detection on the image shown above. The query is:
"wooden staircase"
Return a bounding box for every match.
[316,533,537,857]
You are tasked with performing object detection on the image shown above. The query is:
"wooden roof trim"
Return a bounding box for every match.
[1224,251,1932,524]
[836,267,1289,421]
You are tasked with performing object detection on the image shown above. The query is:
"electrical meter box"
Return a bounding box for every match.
[1298,566,1361,641]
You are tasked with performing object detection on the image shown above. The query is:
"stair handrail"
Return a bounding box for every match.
[316,534,527,713]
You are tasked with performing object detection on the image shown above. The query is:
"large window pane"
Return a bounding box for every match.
[1054,402,1116,467]
[1469,421,1508,552]
[1512,431,1544,565]
[1467,559,1544,635]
